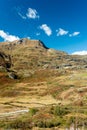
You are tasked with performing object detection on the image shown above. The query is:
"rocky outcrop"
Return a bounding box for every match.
[0,51,11,71]
[0,51,18,79]
[8,72,18,79]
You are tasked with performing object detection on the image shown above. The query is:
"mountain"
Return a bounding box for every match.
[0,39,87,129]
[0,38,87,78]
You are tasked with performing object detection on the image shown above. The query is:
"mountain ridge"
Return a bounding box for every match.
[0,38,87,78]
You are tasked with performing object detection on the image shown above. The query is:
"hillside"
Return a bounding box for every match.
[0,39,87,129]
[0,38,87,77]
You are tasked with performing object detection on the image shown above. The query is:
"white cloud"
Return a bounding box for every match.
[27,37,31,39]
[40,24,52,36]
[26,8,39,19]
[36,33,40,36]
[69,32,80,37]
[0,30,20,42]
[72,50,87,55]
[18,12,26,19]
[56,29,80,37]
[56,28,68,36]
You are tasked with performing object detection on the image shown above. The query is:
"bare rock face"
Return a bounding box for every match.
[0,51,11,71]
[8,72,18,79]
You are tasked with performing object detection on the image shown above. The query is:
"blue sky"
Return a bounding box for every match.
[0,0,87,54]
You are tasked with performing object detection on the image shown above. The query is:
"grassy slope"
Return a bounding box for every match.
[0,69,87,129]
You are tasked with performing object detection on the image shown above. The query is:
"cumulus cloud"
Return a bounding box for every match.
[69,32,80,37]
[26,8,39,19]
[56,28,68,36]
[72,50,87,55]
[0,30,20,42]
[40,24,52,36]
[18,12,26,19]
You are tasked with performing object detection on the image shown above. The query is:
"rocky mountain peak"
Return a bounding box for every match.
[0,38,48,51]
